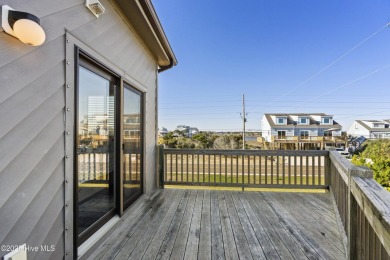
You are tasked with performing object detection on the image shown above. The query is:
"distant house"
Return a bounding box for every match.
[261,113,343,149]
[0,1,176,259]
[348,120,390,139]
[175,125,199,137]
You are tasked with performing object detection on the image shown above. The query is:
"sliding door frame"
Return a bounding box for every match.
[122,82,144,211]
[74,47,121,246]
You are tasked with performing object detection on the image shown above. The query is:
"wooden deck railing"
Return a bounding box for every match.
[270,136,346,142]
[158,147,390,259]
[161,148,329,189]
[329,150,390,260]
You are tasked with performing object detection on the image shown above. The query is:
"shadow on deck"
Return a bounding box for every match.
[90,188,346,260]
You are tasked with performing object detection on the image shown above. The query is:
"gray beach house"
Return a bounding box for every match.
[0,0,176,259]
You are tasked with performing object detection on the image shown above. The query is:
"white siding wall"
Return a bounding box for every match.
[347,122,370,137]
[261,116,271,142]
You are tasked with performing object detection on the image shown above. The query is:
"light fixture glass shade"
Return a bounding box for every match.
[13,19,45,46]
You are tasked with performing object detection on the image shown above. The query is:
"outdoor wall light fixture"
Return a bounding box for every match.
[85,0,105,18]
[1,5,46,46]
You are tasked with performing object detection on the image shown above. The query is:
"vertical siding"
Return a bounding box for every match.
[0,0,159,259]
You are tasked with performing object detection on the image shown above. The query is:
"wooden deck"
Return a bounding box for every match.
[89,188,346,260]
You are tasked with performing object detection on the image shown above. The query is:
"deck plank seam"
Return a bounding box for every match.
[154,189,192,260]
[257,192,325,260]
[278,193,345,250]
[273,192,346,258]
[262,192,340,260]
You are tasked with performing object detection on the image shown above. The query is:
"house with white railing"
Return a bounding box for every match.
[261,113,345,149]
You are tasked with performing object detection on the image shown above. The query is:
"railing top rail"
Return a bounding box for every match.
[329,151,355,175]
[163,149,329,156]
[352,176,390,255]
[329,149,390,256]
[329,151,373,185]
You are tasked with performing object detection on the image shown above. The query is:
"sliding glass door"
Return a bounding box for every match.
[75,51,144,245]
[76,56,117,245]
[123,84,143,209]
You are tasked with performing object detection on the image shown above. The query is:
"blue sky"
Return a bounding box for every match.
[153,0,390,132]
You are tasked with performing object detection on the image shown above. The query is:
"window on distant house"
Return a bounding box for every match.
[276,117,285,124]
[322,117,332,124]
[300,130,309,139]
[373,123,380,128]
[277,131,286,139]
[299,117,308,124]
[324,131,332,137]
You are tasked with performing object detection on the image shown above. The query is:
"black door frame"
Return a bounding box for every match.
[73,46,145,249]
[74,47,120,246]
[122,82,144,210]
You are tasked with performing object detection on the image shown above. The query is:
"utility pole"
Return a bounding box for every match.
[241,94,247,150]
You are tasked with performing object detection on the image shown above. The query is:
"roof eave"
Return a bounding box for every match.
[114,0,177,69]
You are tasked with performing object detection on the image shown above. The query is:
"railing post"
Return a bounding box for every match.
[324,151,331,186]
[158,145,165,188]
[347,166,357,260]
[347,166,372,260]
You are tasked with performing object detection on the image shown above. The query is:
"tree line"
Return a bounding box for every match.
[160,131,244,149]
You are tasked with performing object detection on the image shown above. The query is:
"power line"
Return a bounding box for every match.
[270,22,389,102]
[335,109,390,120]
[246,64,390,111]
[246,100,390,104]
[159,95,390,106]
[160,105,243,109]
[161,112,241,116]
[159,99,241,104]
[305,64,390,102]
[161,105,390,109]
[160,118,242,120]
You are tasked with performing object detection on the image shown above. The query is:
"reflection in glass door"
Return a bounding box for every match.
[123,84,143,209]
[76,58,117,244]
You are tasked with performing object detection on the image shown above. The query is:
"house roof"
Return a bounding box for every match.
[114,0,177,69]
[266,113,332,117]
[355,120,390,132]
[363,120,383,123]
[264,113,341,129]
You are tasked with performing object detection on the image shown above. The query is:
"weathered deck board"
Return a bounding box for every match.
[217,191,239,260]
[198,190,211,260]
[236,192,282,259]
[210,190,226,260]
[170,190,197,260]
[282,193,344,248]
[155,190,191,260]
[249,192,316,259]
[90,189,347,260]
[272,193,345,259]
[114,189,180,259]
